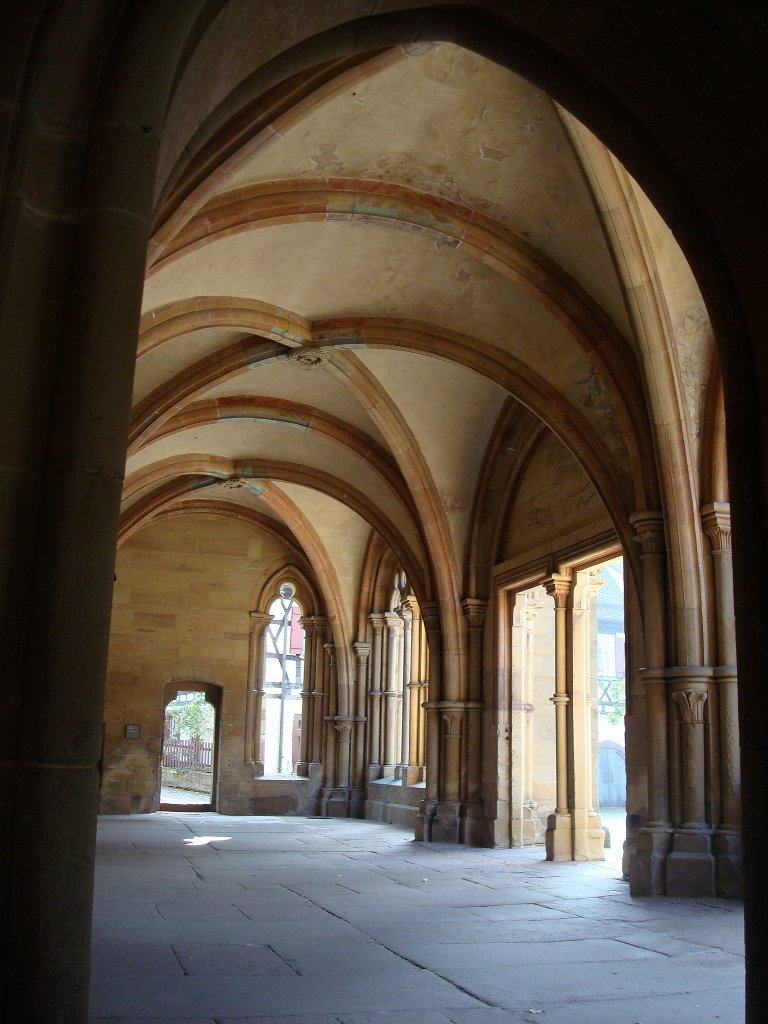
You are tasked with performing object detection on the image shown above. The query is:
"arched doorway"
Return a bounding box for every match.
[159,681,222,811]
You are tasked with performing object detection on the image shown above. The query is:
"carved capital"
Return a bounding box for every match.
[462,597,487,629]
[630,510,665,555]
[334,721,353,742]
[353,641,371,665]
[543,573,571,609]
[420,601,441,633]
[442,710,463,737]
[249,611,273,635]
[369,612,386,636]
[385,611,404,637]
[671,687,708,724]
[323,643,336,669]
[399,602,414,626]
[701,501,732,553]
[307,615,327,643]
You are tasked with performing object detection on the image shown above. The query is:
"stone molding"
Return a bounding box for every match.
[701,500,732,552]
[543,572,571,607]
[630,509,665,555]
[671,688,708,725]
[461,597,487,628]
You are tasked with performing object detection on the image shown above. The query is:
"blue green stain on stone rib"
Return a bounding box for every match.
[326,354,352,377]
[325,200,461,238]
[219,410,309,429]
[272,326,307,344]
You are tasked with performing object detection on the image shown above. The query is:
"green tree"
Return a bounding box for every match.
[166,694,215,742]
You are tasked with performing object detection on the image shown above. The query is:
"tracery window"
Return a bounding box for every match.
[261,583,305,775]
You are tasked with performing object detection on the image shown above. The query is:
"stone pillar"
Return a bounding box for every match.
[382,613,403,776]
[462,598,486,807]
[295,616,315,777]
[666,670,716,896]
[702,502,742,896]
[244,612,272,774]
[628,511,672,895]
[352,641,371,796]
[406,602,423,777]
[416,602,441,839]
[442,708,463,803]
[309,617,327,771]
[322,641,337,780]
[334,721,353,790]
[367,614,385,777]
[544,574,572,860]
[398,602,419,784]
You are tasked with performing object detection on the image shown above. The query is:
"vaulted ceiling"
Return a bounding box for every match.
[124,41,678,635]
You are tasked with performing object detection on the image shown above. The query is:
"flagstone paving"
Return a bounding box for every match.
[90,814,744,1024]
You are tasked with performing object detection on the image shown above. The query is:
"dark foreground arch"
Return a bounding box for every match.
[1,3,765,1020]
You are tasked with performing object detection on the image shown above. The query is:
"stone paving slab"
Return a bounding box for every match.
[171,941,297,976]
[397,936,660,971]
[89,970,482,1018]
[434,955,744,1010]
[89,814,745,1024]
[511,986,745,1023]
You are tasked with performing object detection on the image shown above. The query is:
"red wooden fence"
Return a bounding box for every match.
[162,737,213,772]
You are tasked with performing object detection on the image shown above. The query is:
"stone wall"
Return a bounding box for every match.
[100,513,316,814]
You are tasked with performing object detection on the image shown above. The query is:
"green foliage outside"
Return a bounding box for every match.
[166,693,215,742]
[600,676,626,724]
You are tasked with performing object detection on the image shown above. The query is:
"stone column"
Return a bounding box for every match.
[462,598,486,807]
[352,641,371,795]
[244,612,273,774]
[442,708,463,803]
[382,613,403,775]
[702,502,742,895]
[628,511,672,896]
[367,614,385,778]
[398,602,414,783]
[666,670,716,896]
[310,617,327,772]
[334,721,353,790]
[295,616,315,777]
[416,602,441,839]
[322,641,337,779]
[406,602,423,776]
[545,574,573,860]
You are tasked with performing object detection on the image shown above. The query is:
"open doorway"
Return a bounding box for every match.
[160,682,221,810]
[593,557,627,861]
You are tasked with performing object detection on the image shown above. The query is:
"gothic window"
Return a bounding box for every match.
[262,583,305,775]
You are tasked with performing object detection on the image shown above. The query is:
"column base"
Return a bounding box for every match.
[398,764,422,785]
[319,786,365,818]
[415,798,437,841]
[294,760,308,778]
[415,799,467,843]
[665,829,715,896]
[510,801,546,847]
[713,829,742,898]
[367,763,382,783]
[545,811,572,861]
[629,825,672,895]
[461,802,495,847]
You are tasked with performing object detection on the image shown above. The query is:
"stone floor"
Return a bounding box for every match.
[90,814,745,1024]
[160,786,212,806]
